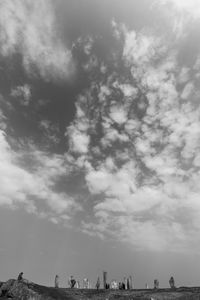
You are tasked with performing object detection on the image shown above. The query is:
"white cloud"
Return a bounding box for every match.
[109,105,127,124]
[82,55,99,72]
[123,29,164,66]
[118,84,138,98]
[111,19,126,40]
[98,85,111,102]
[67,125,90,154]
[0,108,7,130]
[0,0,74,81]
[76,36,94,56]
[2,2,200,252]
[159,0,200,18]
[178,67,190,84]
[154,0,200,38]
[0,128,80,223]
[39,120,60,145]
[64,22,200,252]
[101,127,129,148]
[11,84,31,106]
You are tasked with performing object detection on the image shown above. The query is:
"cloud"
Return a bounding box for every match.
[10,84,31,106]
[159,0,200,18]
[154,0,200,38]
[0,0,74,82]
[39,120,60,145]
[67,126,90,154]
[1,7,200,253]
[0,108,7,131]
[64,22,200,253]
[82,55,99,73]
[74,36,94,56]
[181,82,195,100]
[0,120,81,223]
[109,105,128,125]
[118,84,138,98]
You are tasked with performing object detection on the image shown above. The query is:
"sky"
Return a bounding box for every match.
[1,0,200,289]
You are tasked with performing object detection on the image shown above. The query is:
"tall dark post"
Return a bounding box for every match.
[103,271,107,289]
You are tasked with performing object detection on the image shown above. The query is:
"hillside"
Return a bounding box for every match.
[1,279,200,299]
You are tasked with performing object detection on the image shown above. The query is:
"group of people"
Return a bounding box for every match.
[153,277,175,289]
[105,277,133,290]
[54,274,176,290]
[54,275,87,289]
[18,272,175,290]
[54,275,132,289]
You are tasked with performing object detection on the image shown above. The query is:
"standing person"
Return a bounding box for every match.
[96,277,100,290]
[71,277,76,288]
[124,277,128,290]
[154,279,159,289]
[55,275,59,288]
[17,272,23,281]
[169,276,175,288]
[68,276,76,288]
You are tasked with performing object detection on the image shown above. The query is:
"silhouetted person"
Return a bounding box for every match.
[55,275,59,288]
[105,283,110,289]
[69,276,76,288]
[124,277,128,290]
[96,277,100,290]
[17,272,23,281]
[169,276,175,289]
[154,279,159,289]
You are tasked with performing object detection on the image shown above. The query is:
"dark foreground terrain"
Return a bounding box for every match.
[1,279,200,300]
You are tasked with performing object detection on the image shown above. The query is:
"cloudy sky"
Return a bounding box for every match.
[1,0,200,288]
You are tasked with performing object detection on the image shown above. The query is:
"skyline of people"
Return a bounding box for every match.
[52,273,176,290]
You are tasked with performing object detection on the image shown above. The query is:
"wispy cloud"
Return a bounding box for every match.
[10,84,31,106]
[0,0,74,82]
[66,22,200,252]
[159,0,200,17]
[154,0,200,38]
[1,3,200,254]
[39,120,60,145]
[0,107,81,224]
